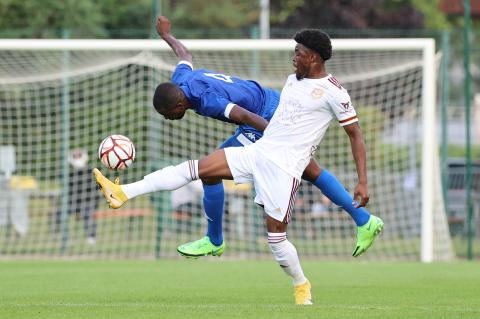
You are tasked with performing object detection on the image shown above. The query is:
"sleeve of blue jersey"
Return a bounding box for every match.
[199,90,232,119]
[171,63,193,85]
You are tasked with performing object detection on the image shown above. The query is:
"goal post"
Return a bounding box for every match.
[0,38,452,261]
[420,39,436,263]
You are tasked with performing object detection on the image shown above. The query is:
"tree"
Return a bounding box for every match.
[167,0,258,29]
[100,0,151,38]
[0,0,105,37]
[270,0,451,30]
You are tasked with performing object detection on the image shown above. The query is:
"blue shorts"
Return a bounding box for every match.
[219,88,280,149]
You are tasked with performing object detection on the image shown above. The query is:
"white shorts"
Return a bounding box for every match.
[224,145,300,224]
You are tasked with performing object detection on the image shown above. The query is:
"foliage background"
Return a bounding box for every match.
[0,0,469,39]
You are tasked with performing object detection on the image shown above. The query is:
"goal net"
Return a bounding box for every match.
[0,39,453,261]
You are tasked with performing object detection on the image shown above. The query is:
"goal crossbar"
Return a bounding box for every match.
[0,38,434,51]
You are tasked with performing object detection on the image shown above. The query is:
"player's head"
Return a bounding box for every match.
[153,82,190,120]
[293,29,332,80]
[68,148,88,169]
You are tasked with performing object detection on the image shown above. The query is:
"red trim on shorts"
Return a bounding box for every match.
[283,178,300,224]
[188,160,198,180]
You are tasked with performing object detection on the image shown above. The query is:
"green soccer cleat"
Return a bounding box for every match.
[177,236,225,259]
[352,215,384,257]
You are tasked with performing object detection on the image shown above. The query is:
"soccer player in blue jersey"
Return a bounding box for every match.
[154,16,380,258]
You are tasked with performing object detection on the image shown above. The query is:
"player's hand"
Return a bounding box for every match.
[156,16,171,37]
[353,183,369,208]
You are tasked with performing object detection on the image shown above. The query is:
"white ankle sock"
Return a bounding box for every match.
[268,232,306,286]
[121,160,199,199]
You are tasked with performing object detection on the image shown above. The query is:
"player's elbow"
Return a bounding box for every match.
[345,122,363,139]
[179,51,193,63]
[185,53,193,61]
[229,106,247,125]
[240,112,253,125]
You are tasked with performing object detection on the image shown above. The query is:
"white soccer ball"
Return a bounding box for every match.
[98,134,135,171]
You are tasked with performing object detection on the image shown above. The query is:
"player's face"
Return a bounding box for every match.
[293,44,311,80]
[158,104,187,120]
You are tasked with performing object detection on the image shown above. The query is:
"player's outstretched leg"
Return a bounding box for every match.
[93,168,128,209]
[352,215,384,257]
[177,236,225,258]
[94,160,200,210]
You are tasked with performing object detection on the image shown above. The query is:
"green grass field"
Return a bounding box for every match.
[1,260,479,319]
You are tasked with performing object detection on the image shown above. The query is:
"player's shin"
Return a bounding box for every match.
[313,169,370,226]
[203,182,225,246]
[122,160,199,199]
[268,232,306,286]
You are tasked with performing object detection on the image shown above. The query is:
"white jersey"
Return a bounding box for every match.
[254,73,358,180]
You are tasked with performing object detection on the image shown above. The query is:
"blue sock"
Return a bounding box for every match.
[203,182,225,246]
[313,169,371,226]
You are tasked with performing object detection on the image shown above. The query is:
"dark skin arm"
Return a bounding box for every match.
[200,106,267,185]
[157,16,267,132]
[156,16,192,63]
[229,105,269,132]
[343,122,369,208]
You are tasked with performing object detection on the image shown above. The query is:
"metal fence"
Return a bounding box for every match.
[446,160,480,258]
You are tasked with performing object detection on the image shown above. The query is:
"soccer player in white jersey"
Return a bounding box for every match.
[94,29,384,305]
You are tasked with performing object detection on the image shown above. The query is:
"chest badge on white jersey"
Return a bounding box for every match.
[311,88,324,99]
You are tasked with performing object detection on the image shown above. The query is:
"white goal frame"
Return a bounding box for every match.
[0,38,437,262]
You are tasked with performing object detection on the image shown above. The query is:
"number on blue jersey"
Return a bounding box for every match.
[203,73,234,83]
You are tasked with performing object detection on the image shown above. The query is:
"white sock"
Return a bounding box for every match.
[268,232,306,286]
[121,160,199,199]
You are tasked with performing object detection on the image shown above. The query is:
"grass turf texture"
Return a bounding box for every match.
[1,260,479,319]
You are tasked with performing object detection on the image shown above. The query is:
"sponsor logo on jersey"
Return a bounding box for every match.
[245,132,256,141]
[341,101,350,109]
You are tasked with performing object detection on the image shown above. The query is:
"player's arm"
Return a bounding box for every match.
[228,104,269,131]
[156,16,192,63]
[343,122,369,208]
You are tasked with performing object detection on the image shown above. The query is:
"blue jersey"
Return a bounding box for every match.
[172,62,278,141]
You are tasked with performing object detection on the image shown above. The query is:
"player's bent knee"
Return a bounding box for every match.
[265,214,288,233]
[201,177,222,185]
[198,150,233,180]
[301,160,323,182]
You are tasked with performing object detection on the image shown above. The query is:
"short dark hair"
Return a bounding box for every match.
[153,82,182,112]
[294,29,332,61]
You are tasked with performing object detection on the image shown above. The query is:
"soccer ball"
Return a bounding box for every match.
[98,134,135,170]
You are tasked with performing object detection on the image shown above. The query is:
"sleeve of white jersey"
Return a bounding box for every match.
[327,89,358,126]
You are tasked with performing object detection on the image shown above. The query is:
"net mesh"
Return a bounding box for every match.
[0,41,453,260]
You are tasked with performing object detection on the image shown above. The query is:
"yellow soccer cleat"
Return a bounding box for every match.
[294,279,313,305]
[93,168,128,209]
